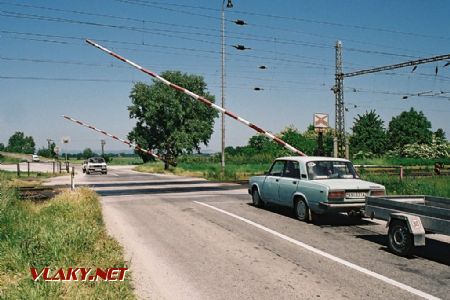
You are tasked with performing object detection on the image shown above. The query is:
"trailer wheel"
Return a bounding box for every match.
[388,220,413,256]
[252,188,264,208]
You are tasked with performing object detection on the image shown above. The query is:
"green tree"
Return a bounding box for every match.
[248,135,278,154]
[37,142,56,158]
[82,148,94,159]
[435,128,446,141]
[387,108,432,154]
[279,126,316,156]
[0,143,4,151]
[127,71,218,169]
[7,132,35,154]
[350,110,387,156]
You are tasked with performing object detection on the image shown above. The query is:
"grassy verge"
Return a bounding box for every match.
[0,180,135,299]
[0,154,23,164]
[0,170,64,188]
[135,161,270,181]
[360,174,450,198]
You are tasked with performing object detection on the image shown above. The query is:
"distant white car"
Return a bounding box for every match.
[82,157,107,175]
[32,154,40,162]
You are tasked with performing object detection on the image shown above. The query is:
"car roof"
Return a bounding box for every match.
[275,156,350,163]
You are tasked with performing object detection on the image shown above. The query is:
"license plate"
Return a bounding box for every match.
[95,168,102,171]
[346,192,367,199]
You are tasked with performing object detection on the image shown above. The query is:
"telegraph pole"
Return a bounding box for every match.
[332,41,450,158]
[101,139,106,157]
[47,138,53,150]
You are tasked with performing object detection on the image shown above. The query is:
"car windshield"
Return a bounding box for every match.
[306,160,358,180]
[88,157,105,163]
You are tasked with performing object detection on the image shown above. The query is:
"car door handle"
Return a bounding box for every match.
[275,179,279,182]
[292,181,297,184]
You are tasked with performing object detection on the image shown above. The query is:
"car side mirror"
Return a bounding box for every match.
[301,174,307,179]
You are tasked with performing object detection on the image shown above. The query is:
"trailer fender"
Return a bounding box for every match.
[387,213,425,246]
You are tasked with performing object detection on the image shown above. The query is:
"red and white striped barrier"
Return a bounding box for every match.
[85,39,306,157]
[62,115,165,162]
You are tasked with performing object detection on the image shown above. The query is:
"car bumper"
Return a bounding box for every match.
[318,201,364,212]
[87,168,107,172]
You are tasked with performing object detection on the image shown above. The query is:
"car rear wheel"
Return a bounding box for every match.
[252,188,264,208]
[294,198,310,222]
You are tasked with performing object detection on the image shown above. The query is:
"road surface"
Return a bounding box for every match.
[44,165,450,299]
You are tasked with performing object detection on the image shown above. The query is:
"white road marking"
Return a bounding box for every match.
[194,201,440,300]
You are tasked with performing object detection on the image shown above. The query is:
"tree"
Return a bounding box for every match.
[435,128,446,141]
[82,148,94,159]
[37,142,56,158]
[0,143,4,151]
[127,71,218,169]
[350,110,387,156]
[278,126,316,156]
[387,108,432,154]
[7,132,35,154]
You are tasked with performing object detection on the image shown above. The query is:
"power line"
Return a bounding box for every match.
[1,0,427,61]
[122,0,450,41]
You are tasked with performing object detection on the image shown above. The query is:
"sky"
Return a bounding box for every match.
[1,0,449,153]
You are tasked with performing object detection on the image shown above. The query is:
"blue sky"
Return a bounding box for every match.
[1,0,449,152]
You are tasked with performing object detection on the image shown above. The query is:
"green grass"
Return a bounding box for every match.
[135,161,270,181]
[108,156,143,165]
[353,157,450,166]
[0,179,135,299]
[360,174,450,198]
[0,154,22,164]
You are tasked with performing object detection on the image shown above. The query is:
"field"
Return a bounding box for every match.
[0,175,135,299]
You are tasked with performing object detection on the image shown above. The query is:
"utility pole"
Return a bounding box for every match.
[332,41,450,158]
[221,0,233,173]
[332,40,346,158]
[47,139,53,150]
[101,139,106,157]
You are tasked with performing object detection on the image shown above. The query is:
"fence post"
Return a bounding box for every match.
[27,161,30,177]
[53,161,55,175]
[59,161,62,174]
[66,161,69,173]
[70,166,75,190]
[399,166,404,180]
[17,163,20,177]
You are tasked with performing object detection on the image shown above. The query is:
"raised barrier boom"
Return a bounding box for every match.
[62,115,163,161]
[85,39,306,156]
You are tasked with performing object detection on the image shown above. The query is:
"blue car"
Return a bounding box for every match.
[248,156,385,221]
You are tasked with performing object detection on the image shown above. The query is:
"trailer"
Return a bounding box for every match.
[364,195,450,256]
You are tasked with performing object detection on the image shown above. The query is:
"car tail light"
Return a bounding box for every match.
[370,189,385,196]
[328,190,345,200]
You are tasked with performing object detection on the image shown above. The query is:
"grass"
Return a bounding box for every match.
[0,178,135,299]
[360,174,450,198]
[135,161,270,181]
[0,170,64,189]
[353,157,450,166]
[0,154,22,164]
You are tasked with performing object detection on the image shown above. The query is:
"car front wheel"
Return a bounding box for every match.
[252,188,264,208]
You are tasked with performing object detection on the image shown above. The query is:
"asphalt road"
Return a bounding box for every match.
[45,166,449,300]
